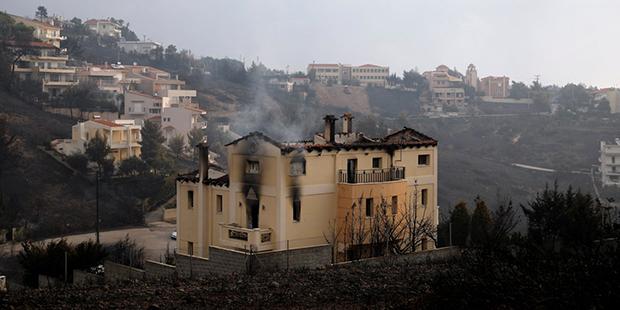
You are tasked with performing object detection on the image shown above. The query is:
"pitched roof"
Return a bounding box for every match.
[85,19,120,26]
[226,127,437,155]
[92,119,123,128]
[358,64,385,68]
[225,131,283,148]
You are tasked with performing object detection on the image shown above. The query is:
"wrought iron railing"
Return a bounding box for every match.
[338,167,405,184]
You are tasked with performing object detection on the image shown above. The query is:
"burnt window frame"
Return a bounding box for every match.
[245,160,260,174]
[290,157,306,176]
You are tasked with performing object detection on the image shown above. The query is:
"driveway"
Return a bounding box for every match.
[0,221,177,261]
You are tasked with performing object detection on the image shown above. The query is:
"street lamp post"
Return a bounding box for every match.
[96,168,100,244]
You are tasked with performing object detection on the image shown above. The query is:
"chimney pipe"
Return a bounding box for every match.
[342,112,354,134]
[323,115,337,143]
[197,138,209,183]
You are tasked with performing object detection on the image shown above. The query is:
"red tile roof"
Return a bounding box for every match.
[358,64,383,68]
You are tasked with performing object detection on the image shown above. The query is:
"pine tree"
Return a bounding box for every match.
[470,197,492,246]
[85,130,111,169]
[450,201,470,246]
[168,134,185,159]
[140,120,166,171]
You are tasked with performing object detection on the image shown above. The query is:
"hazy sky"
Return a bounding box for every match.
[3,0,619,87]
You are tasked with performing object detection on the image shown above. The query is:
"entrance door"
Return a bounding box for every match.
[247,199,259,229]
[347,158,357,183]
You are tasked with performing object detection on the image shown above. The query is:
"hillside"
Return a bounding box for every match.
[312,84,371,114]
[413,114,618,211]
[0,92,150,238]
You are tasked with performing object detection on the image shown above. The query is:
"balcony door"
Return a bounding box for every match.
[246,187,259,229]
[247,199,259,229]
[347,158,357,183]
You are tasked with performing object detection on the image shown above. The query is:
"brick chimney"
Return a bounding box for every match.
[197,137,209,183]
[342,112,354,134]
[323,115,337,143]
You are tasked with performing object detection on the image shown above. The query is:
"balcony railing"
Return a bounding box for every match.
[338,167,405,184]
[219,224,274,252]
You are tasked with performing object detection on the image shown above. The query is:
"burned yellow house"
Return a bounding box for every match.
[176,114,438,262]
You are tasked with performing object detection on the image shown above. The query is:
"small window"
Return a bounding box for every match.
[187,190,194,209]
[613,156,616,164]
[246,160,260,174]
[187,242,193,256]
[372,157,382,169]
[391,196,398,214]
[293,199,301,222]
[418,154,430,166]
[421,189,428,207]
[290,158,306,176]
[216,195,223,213]
[365,198,374,217]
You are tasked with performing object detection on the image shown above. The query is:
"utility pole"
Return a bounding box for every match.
[96,168,100,244]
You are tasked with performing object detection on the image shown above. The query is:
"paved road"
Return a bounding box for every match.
[0,221,177,261]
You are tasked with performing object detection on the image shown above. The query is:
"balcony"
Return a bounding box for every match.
[338,167,405,184]
[39,67,76,74]
[43,80,78,87]
[219,224,274,252]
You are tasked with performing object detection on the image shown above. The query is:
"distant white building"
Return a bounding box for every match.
[84,19,122,38]
[117,39,162,55]
[600,139,620,187]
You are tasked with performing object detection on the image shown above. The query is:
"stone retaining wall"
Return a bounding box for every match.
[104,261,145,282]
[144,260,176,279]
[73,269,103,286]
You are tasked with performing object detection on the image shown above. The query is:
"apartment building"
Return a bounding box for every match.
[77,65,125,93]
[53,119,142,163]
[9,41,77,98]
[307,63,389,87]
[600,140,620,187]
[117,39,162,55]
[9,15,63,48]
[84,19,121,38]
[124,88,206,145]
[423,65,465,105]
[122,65,186,95]
[480,76,510,98]
[176,113,438,262]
